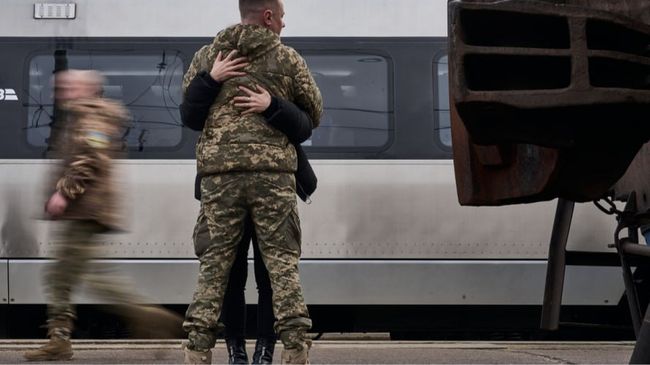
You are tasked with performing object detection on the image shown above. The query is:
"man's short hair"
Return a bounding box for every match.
[239,0,279,18]
[58,69,105,96]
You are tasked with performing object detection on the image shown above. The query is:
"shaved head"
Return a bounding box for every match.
[239,0,285,35]
[55,70,105,101]
[59,70,104,89]
[239,0,280,18]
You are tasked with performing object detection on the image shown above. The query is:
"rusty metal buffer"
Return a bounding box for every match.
[448,0,650,206]
[448,1,650,362]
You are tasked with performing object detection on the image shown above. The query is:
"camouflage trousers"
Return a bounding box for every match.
[183,172,311,352]
[46,220,141,339]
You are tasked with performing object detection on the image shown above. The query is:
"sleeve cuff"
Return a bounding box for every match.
[262,96,280,120]
[198,71,222,90]
[55,180,81,200]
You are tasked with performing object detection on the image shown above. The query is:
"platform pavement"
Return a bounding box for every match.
[0,339,636,364]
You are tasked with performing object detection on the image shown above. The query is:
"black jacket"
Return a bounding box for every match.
[180,71,317,201]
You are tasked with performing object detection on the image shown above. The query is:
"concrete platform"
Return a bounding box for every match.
[0,340,635,364]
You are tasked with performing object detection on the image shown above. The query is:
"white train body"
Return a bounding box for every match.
[0,1,625,331]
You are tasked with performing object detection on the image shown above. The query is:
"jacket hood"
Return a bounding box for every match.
[211,24,281,60]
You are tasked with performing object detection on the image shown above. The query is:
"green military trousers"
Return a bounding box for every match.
[46,220,141,339]
[183,172,311,352]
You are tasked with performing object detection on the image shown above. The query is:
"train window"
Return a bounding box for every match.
[302,54,391,148]
[27,52,184,149]
[436,55,451,147]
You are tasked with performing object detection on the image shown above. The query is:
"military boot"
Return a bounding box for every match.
[184,345,212,364]
[24,319,74,361]
[252,337,276,364]
[280,340,311,365]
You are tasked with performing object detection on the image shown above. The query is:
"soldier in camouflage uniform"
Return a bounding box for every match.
[182,1,322,364]
[24,70,182,362]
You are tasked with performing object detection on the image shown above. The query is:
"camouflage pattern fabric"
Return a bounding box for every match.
[183,24,323,177]
[53,98,127,231]
[46,220,142,339]
[184,172,311,352]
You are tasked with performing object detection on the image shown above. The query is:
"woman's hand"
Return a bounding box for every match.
[233,84,272,115]
[209,50,248,83]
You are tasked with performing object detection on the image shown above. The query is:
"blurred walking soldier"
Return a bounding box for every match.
[182,0,322,364]
[24,70,181,362]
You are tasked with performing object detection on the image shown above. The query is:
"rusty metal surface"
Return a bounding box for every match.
[540,0,650,24]
[448,0,650,205]
[450,102,562,206]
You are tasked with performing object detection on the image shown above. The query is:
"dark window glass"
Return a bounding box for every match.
[302,54,391,148]
[27,52,184,149]
[436,55,451,147]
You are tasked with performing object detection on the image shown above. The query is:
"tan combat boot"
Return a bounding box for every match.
[281,340,312,365]
[183,345,212,364]
[24,319,74,361]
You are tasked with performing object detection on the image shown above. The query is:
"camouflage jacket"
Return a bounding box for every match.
[53,98,127,230]
[183,24,323,176]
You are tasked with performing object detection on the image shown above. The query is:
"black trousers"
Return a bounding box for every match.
[221,216,276,340]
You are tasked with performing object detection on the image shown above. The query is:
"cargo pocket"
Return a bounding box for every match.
[285,207,302,256]
[193,209,212,257]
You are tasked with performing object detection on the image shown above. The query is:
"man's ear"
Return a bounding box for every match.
[263,9,273,26]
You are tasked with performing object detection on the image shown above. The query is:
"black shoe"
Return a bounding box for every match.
[226,337,249,364]
[252,337,276,364]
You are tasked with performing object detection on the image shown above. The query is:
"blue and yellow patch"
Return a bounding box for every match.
[85,131,110,149]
